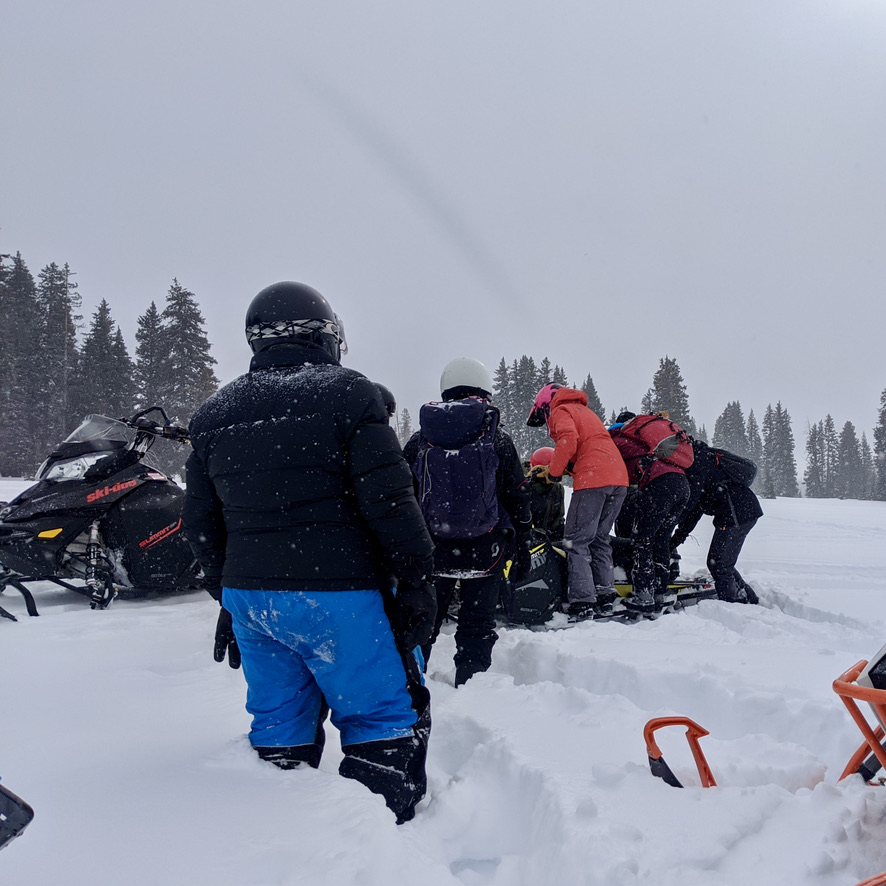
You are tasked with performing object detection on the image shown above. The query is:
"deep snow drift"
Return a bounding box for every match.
[2,477,886,885]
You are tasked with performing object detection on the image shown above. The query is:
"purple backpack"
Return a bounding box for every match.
[413,398,500,540]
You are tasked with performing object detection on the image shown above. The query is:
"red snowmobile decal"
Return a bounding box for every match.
[86,479,139,503]
[138,519,183,550]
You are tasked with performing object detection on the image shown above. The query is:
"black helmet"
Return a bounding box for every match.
[245,281,348,361]
[375,383,396,418]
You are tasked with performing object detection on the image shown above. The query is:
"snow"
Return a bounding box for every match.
[2,476,886,885]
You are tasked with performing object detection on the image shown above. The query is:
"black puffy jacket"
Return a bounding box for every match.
[672,450,763,545]
[183,345,434,593]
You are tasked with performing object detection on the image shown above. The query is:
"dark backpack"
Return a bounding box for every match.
[693,439,757,487]
[412,398,500,540]
[617,414,694,469]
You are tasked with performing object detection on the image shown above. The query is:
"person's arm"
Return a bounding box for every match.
[671,475,704,548]
[548,410,578,480]
[345,379,434,584]
[496,432,532,539]
[182,447,227,601]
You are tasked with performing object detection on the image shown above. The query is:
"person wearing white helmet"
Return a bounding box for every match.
[403,358,532,686]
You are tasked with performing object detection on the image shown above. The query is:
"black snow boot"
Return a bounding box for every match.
[340,735,426,824]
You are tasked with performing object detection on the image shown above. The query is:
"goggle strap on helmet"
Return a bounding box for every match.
[246,317,346,352]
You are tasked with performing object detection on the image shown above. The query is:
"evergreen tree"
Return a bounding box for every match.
[762,402,799,497]
[874,388,886,500]
[835,421,863,500]
[112,327,136,415]
[493,358,513,434]
[695,424,708,443]
[579,374,605,421]
[804,421,825,498]
[134,301,166,410]
[70,300,135,420]
[552,364,568,385]
[746,409,763,490]
[36,262,82,444]
[712,402,749,456]
[156,279,219,424]
[0,252,43,475]
[860,433,877,500]
[149,280,218,477]
[641,356,696,434]
[397,408,413,447]
[538,357,553,386]
[821,415,839,497]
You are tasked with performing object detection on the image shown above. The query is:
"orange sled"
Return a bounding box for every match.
[833,657,886,782]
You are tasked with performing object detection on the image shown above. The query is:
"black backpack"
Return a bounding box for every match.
[412,398,501,540]
[693,439,757,487]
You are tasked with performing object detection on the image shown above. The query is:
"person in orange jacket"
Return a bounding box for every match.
[527,384,629,619]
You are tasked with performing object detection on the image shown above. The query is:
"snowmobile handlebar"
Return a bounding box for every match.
[121,408,190,445]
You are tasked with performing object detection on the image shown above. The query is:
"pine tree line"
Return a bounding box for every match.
[803,416,877,500]
[0,251,218,477]
[489,353,886,501]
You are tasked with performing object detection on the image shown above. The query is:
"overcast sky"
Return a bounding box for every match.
[3,0,885,443]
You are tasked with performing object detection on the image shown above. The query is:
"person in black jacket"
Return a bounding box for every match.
[670,440,762,604]
[403,358,532,687]
[182,282,436,824]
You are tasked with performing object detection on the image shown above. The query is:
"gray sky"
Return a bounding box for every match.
[3,0,886,444]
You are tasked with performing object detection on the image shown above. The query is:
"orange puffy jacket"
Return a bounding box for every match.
[548,388,629,491]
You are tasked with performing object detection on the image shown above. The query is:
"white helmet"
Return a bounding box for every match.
[440,357,494,399]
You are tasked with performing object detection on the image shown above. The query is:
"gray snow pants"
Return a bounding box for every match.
[564,485,628,603]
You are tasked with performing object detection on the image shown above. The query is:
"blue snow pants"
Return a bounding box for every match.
[222,588,417,749]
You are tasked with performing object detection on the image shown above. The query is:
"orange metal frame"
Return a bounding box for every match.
[643,716,717,788]
[832,660,886,781]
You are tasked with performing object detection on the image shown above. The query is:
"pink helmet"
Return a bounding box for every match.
[526,383,562,428]
[529,446,555,468]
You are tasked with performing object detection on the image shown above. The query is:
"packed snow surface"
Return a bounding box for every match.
[2,477,886,885]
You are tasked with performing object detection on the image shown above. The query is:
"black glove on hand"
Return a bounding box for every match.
[512,539,533,583]
[214,607,241,669]
[393,580,437,651]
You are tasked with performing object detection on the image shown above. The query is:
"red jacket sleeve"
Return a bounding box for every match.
[549,407,579,478]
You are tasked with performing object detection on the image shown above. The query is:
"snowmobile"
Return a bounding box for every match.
[0,407,202,617]
[499,530,717,627]
[0,779,34,851]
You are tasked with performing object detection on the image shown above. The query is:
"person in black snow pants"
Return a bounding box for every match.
[670,441,762,604]
[403,357,532,687]
[609,412,691,614]
[182,282,436,825]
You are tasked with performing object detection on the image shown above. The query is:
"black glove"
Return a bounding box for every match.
[214,607,241,669]
[199,567,223,602]
[512,539,533,583]
[393,580,437,651]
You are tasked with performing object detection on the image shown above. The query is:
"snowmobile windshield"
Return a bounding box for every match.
[36,416,137,482]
